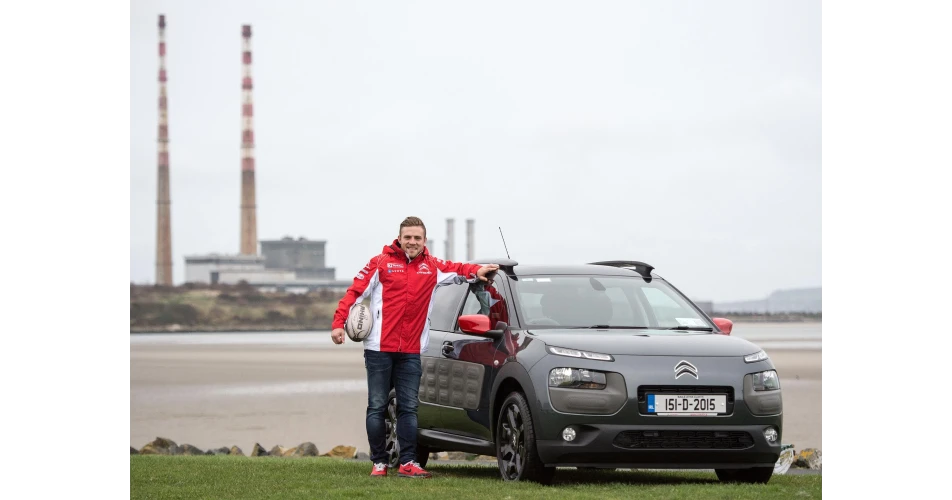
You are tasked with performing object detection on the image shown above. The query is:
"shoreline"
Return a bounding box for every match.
[131,319,822,335]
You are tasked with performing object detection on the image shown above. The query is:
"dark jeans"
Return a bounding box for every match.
[364,349,422,465]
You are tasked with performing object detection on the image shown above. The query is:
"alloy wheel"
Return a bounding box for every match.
[498,402,527,480]
[385,394,400,468]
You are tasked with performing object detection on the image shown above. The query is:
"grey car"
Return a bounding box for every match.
[384,260,783,484]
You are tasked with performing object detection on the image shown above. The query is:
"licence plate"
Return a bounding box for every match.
[647,394,727,416]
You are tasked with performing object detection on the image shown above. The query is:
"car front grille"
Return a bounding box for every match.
[613,430,754,450]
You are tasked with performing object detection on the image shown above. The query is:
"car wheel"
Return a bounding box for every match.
[385,388,430,468]
[496,392,554,484]
[715,467,773,484]
[385,389,400,468]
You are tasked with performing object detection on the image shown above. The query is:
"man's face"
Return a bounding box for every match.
[399,226,426,259]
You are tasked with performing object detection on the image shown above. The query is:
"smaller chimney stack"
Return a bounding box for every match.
[445,218,455,261]
[466,219,474,261]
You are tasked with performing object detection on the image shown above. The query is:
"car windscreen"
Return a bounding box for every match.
[511,275,712,331]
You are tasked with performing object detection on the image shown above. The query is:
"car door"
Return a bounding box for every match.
[417,281,468,431]
[437,276,513,440]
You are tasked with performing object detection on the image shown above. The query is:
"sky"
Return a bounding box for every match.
[130,0,820,303]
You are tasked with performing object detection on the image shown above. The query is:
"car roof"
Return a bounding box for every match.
[467,258,658,279]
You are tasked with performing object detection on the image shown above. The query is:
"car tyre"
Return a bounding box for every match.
[385,389,400,468]
[385,388,430,468]
[496,391,554,485]
[715,466,773,484]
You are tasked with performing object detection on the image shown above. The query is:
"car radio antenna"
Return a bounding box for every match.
[499,227,511,259]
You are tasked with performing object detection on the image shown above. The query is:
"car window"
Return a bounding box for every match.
[430,282,467,331]
[604,286,640,325]
[459,280,510,329]
[512,275,709,331]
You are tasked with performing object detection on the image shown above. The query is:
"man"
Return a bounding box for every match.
[330,216,498,478]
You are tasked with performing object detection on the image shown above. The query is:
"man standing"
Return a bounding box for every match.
[331,216,498,478]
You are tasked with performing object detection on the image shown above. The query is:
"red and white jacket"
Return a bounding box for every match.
[332,240,484,354]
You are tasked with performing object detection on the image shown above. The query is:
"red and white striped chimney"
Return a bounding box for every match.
[239,24,258,255]
[155,14,173,285]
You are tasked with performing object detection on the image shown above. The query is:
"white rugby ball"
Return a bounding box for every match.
[345,303,373,342]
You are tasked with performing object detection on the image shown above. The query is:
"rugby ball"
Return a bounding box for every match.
[345,303,373,342]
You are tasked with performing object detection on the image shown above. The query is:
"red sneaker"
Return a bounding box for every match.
[398,461,432,479]
[370,463,388,477]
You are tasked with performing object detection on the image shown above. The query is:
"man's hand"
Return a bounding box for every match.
[476,264,500,281]
[331,328,346,345]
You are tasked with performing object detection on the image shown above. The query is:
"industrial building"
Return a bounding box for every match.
[185,237,347,292]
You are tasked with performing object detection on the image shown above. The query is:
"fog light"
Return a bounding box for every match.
[764,427,778,443]
[562,427,577,442]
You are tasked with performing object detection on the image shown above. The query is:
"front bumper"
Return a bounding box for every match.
[529,353,783,469]
[536,423,781,469]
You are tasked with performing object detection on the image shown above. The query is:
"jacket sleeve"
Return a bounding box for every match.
[332,255,381,330]
[433,258,483,286]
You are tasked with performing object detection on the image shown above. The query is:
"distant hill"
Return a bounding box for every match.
[712,287,821,314]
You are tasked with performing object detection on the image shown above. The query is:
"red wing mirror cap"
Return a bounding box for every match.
[712,317,733,335]
[459,315,491,334]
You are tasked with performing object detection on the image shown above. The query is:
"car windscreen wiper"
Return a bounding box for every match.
[666,326,714,331]
[576,325,654,329]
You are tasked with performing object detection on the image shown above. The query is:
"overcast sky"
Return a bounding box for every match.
[130,0,820,303]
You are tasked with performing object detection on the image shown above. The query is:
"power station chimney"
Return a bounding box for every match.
[466,219,474,261]
[155,14,173,286]
[445,218,455,261]
[239,24,258,255]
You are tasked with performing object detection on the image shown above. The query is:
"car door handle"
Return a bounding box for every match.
[442,341,454,357]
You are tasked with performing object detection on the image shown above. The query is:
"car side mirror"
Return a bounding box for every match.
[712,317,733,335]
[459,314,491,334]
[459,315,504,339]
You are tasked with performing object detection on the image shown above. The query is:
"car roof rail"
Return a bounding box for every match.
[469,257,518,273]
[588,260,655,278]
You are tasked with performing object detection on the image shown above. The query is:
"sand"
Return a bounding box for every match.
[131,339,821,455]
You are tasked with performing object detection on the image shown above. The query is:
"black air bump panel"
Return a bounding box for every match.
[419,358,484,409]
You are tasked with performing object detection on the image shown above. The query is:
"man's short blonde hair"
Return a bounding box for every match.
[399,216,426,238]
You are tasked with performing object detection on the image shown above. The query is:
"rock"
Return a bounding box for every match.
[229,446,245,456]
[774,444,795,474]
[251,443,269,457]
[322,445,357,459]
[794,448,822,470]
[292,442,319,457]
[207,447,231,456]
[140,437,179,455]
[269,445,290,457]
[475,455,496,462]
[428,452,440,461]
[446,451,469,460]
[131,446,139,455]
[180,444,205,456]
[356,452,370,461]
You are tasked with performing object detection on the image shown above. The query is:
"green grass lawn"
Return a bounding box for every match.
[131,456,821,499]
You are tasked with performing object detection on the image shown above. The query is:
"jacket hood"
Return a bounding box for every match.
[530,329,764,357]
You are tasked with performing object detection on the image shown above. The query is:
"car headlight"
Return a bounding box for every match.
[752,370,780,391]
[548,368,607,389]
[547,346,614,361]
[744,350,768,363]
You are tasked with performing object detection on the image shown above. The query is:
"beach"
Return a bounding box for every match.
[131,324,821,455]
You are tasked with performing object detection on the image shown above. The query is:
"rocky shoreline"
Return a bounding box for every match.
[131,437,821,472]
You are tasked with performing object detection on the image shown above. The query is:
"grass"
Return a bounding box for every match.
[131,456,821,499]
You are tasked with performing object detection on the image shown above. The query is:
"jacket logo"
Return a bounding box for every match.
[419,263,430,272]
[387,263,404,269]
[674,360,698,380]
